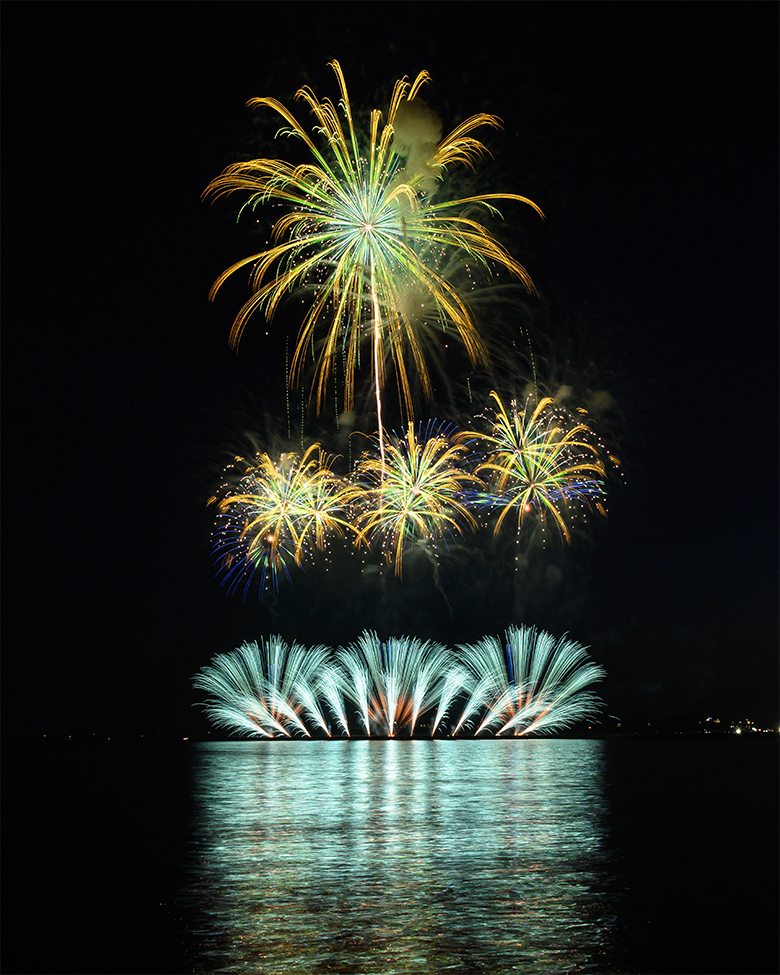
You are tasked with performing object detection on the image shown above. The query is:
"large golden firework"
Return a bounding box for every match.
[204,61,543,460]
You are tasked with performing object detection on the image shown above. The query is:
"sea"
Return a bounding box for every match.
[3,736,778,975]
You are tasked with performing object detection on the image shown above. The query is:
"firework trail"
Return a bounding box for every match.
[203,61,543,461]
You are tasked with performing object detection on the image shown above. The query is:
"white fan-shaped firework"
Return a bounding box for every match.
[453,626,606,736]
[335,631,453,736]
[193,636,333,738]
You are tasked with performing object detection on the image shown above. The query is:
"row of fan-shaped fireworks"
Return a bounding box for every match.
[193,625,605,739]
[210,392,618,597]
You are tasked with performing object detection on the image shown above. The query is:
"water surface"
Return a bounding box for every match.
[183,739,618,974]
[4,737,778,974]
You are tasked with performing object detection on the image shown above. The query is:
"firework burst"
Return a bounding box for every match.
[203,60,543,460]
[193,637,334,738]
[474,390,609,543]
[192,627,606,739]
[335,631,453,736]
[351,421,481,576]
[210,443,355,598]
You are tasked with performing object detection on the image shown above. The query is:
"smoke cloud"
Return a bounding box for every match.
[392,97,443,195]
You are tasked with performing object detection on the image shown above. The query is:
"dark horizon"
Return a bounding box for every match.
[3,3,778,739]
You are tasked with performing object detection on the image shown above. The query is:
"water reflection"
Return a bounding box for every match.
[183,740,618,973]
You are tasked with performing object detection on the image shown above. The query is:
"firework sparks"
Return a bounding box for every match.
[193,637,333,738]
[203,61,543,459]
[210,444,355,598]
[335,632,453,736]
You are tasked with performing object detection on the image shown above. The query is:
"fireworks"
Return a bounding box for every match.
[203,64,618,594]
[193,636,333,738]
[197,66,620,718]
[210,444,355,597]
[207,404,614,594]
[351,421,481,576]
[453,626,606,736]
[474,391,608,543]
[334,631,454,736]
[193,626,605,739]
[203,60,543,459]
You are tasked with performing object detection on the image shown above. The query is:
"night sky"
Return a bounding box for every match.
[4,3,778,737]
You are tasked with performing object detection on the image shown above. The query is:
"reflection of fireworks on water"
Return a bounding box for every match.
[209,444,355,598]
[473,390,609,544]
[203,60,543,460]
[193,626,605,738]
[351,421,481,577]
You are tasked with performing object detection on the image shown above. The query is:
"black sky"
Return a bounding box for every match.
[4,2,778,736]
